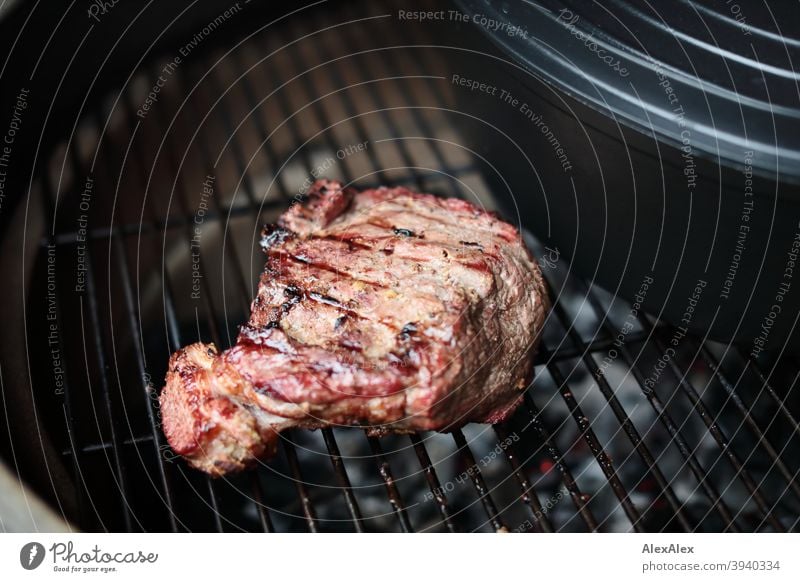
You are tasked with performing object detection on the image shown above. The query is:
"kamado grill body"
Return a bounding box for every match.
[1,0,799,533]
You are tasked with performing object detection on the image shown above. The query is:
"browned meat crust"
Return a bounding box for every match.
[160,180,549,476]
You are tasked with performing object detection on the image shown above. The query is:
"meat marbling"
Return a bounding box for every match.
[159,180,549,476]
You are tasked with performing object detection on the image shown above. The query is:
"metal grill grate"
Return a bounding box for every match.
[26,1,800,532]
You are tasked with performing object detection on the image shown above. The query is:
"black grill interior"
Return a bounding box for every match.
[16,0,800,532]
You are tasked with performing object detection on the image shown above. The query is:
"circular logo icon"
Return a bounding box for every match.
[19,542,46,570]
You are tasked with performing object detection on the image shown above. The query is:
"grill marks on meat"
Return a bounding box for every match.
[160,179,550,476]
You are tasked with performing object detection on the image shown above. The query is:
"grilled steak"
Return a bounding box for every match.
[160,180,550,475]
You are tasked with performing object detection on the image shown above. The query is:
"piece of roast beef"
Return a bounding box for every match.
[159,179,550,476]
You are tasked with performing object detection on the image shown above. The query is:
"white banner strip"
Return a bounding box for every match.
[1,533,797,581]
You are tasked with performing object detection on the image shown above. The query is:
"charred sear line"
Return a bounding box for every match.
[271,248,393,289]
[320,233,373,251]
[318,228,500,267]
[303,285,406,332]
[338,338,363,352]
[284,285,303,299]
[399,322,418,341]
[309,291,346,309]
[280,284,304,313]
[289,252,311,264]
[393,227,421,238]
[386,206,507,239]
[260,224,293,252]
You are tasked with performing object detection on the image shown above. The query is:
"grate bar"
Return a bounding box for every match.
[739,350,800,438]
[282,36,356,186]
[228,48,301,203]
[312,11,401,187]
[494,424,552,533]
[361,20,460,187]
[283,431,320,532]
[540,276,691,531]
[580,284,743,530]
[695,341,800,504]
[201,69,265,310]
[335,21,426,192]
[522,394,600,531]
[367,437,414,532]
[202,71,259,210]
[90,107,187,531]
[545,359,644,531]
[451,430,507,532]
[201,53,342,532]
[245,473,276,533]
[62,434,155,455]
[409,434,456,532]
[637,372,741,530]
[205,477,225,533]
[579,287,741,531]
[321,428,364,531]
[637,318,785,531]
[45,198,280,246]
